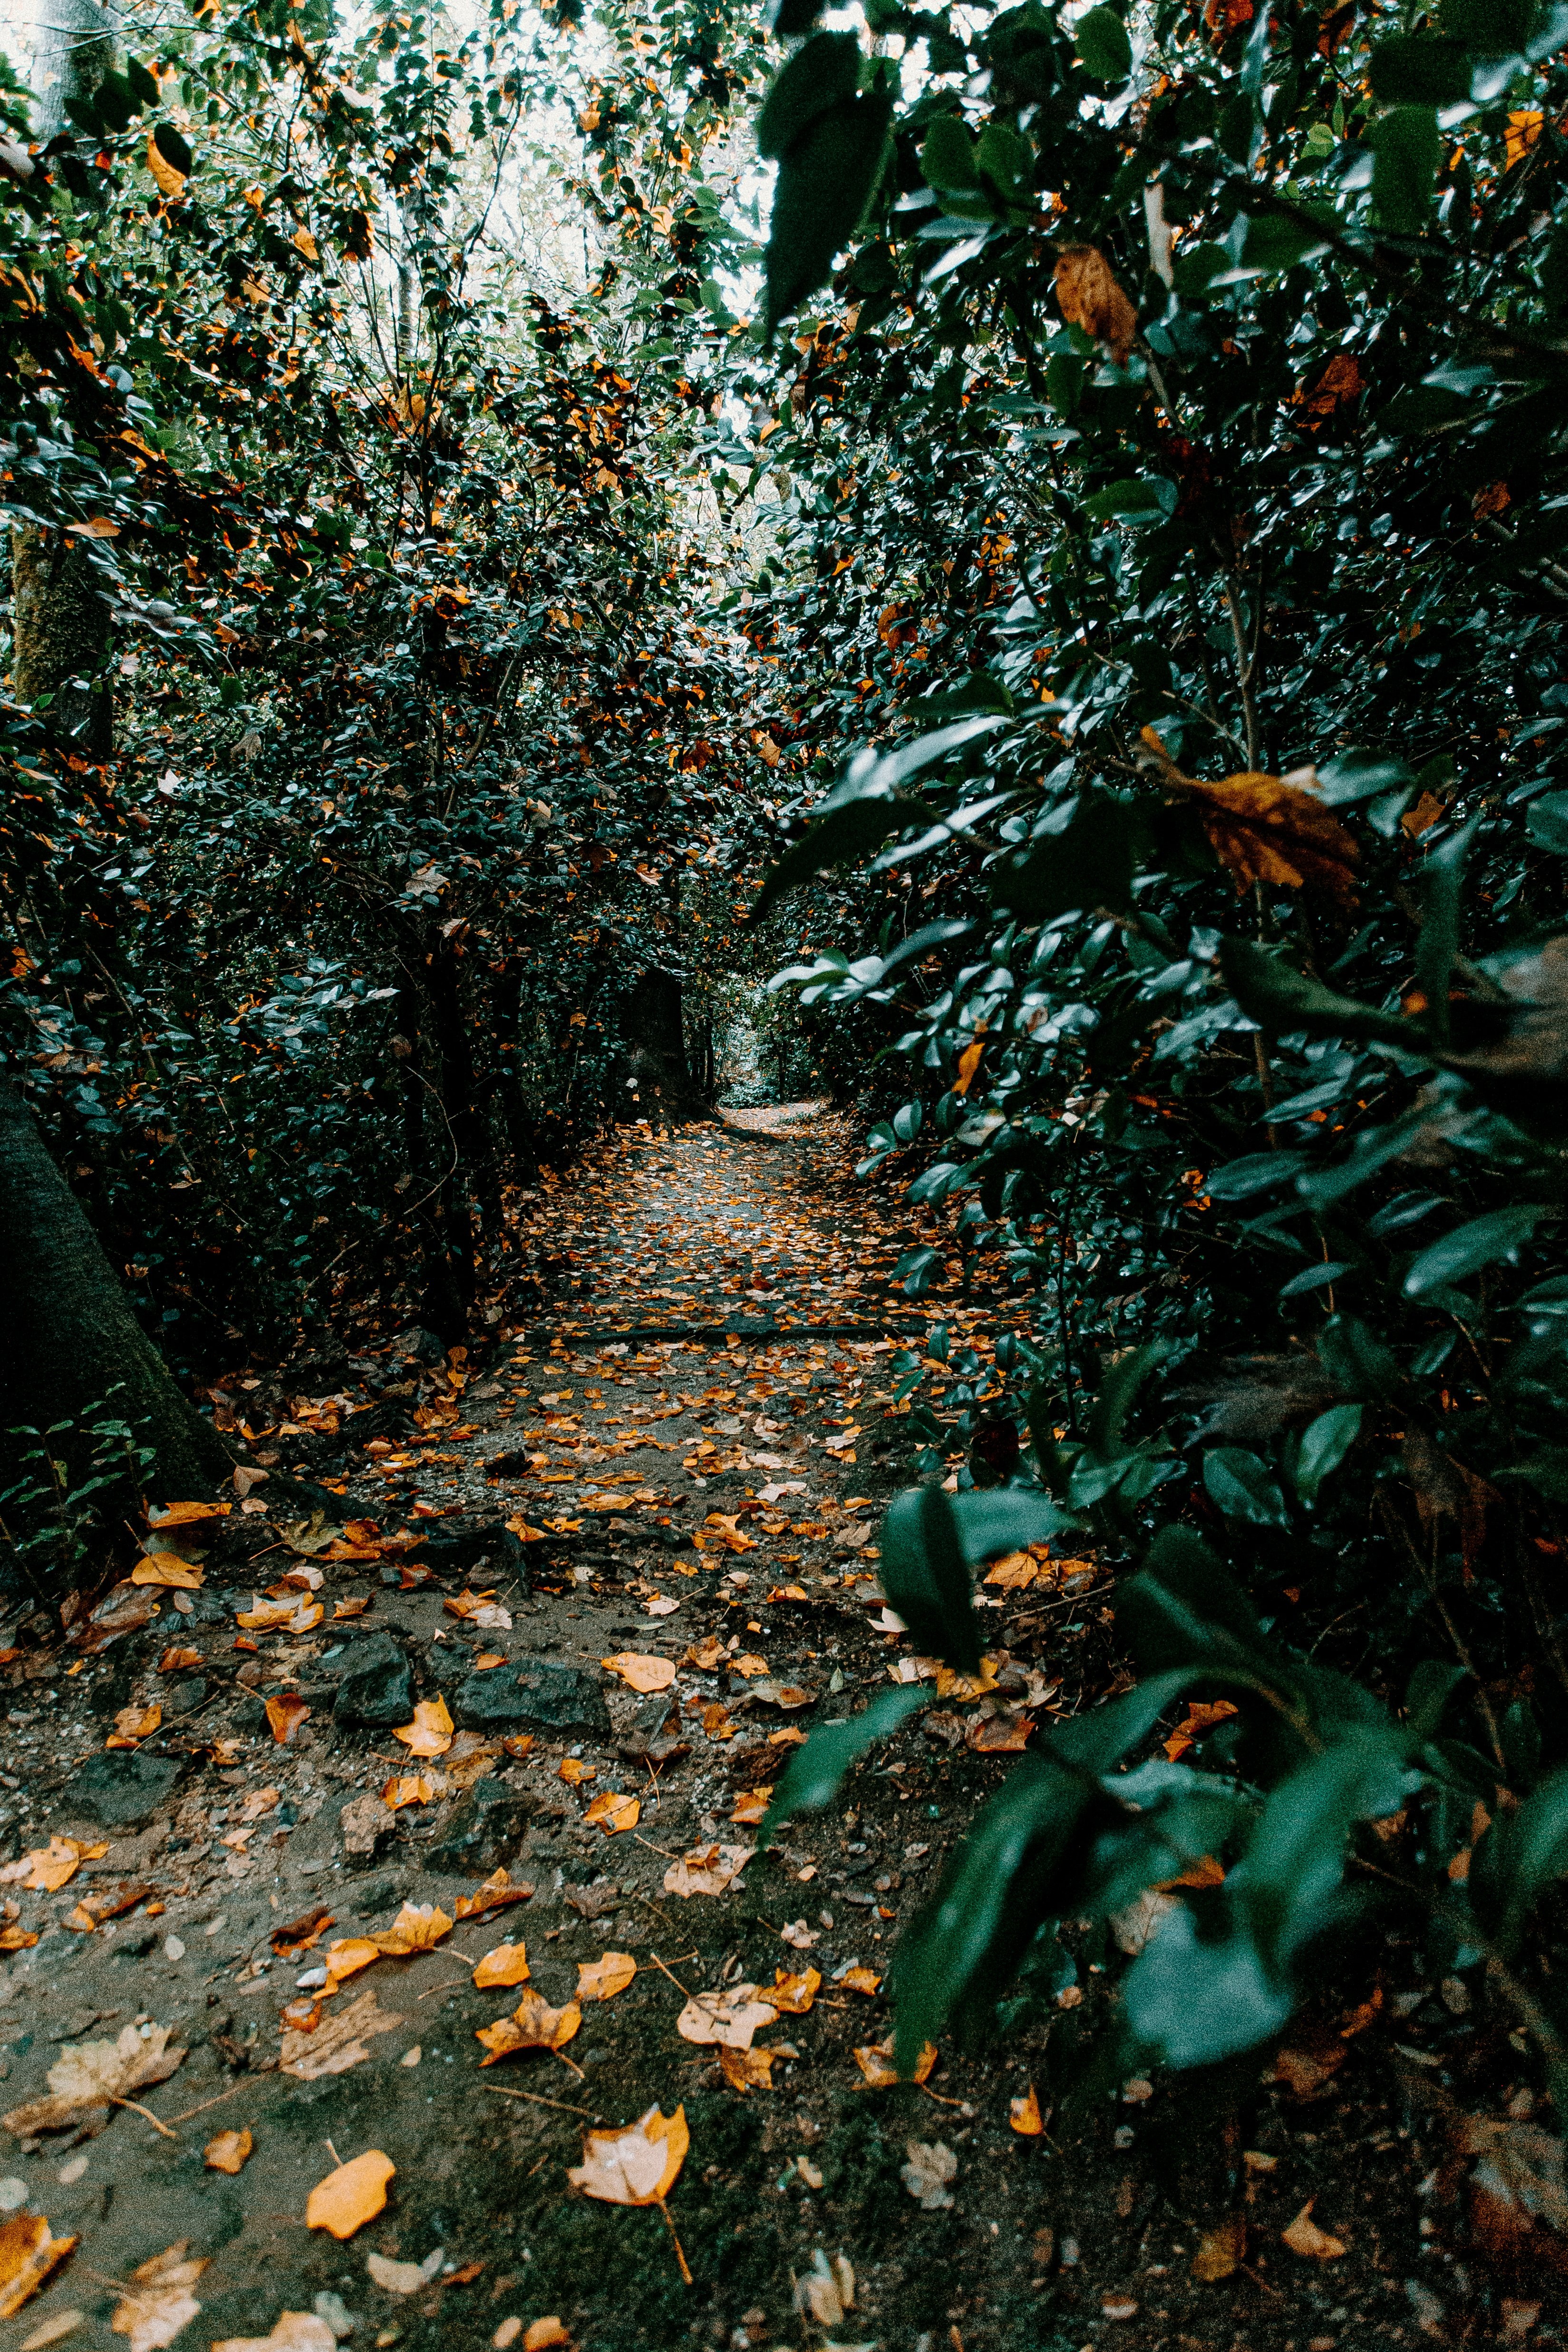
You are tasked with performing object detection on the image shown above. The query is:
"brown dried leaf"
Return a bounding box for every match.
[4,2023,186,2138]
[111,2239,208,2351]
[474,1942,532,1990]
[204,2127,253,2174]
[677,1985,778,2051]
[476,1990,581,2065]
[663,1842,752,1898]
[1282,2200,1346,2259]
[568,2104,688,2205]
[1191,2214,1246,2281]
[1054,245,1137,363]
[719,2046,777,2093]
[280,1988,403,2080]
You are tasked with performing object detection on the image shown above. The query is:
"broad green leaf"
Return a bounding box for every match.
[1369,33,1473,104]
[920,113,979,191]
[153,122,194,178]
[997,790,1139,922]
[754,795,923,916]
[1085,1339,1169,1463]
[1074,4,1132,79]
[1082,476,1177,524]
[1403,1206,1546,1296]
[1526,791,1568,857]
[1123,1899,1295,2066]
[1404,1658,1468,1741]
[764,91,892,332]
[1117,1528,1280,1680]
[757,1684,926,1848]
[1203,1151,1308,1200]
[946,1488,1078,1560]
[1293,1403,1361,1504]
[757,31,861,160]
[879,1482,982,1671]
[1413,816,1478,1048]
[1220,938,1412,1052]
[1371,106,1439,234]
[1236,1735,1412,1972]
[1203,1446,1289,1528]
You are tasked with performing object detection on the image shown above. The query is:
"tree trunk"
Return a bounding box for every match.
[0,1082,234,1500]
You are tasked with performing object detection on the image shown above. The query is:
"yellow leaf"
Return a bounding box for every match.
[393,1695,454,1756]
[292,224,319,262]
[476,1990,581,2064]
[767,1967,820,2016]
[662,1842,752,1898]
[676,1984,778,2050]
[0,2215,77,2320]
[204,2127,253,2174]
[719,2045,777,2092]
[952,1040,984,1096]
[576,1951,636,2002]
[600,1651,676,1693]
[108,1703,161,1746]
[567,2104,687,2206]
[381,1774,433,1810]
[839,1966,881,1995]
[322,1938,382,1989]
[305,2149,396,2239]
[1192,2214,1246,2281]
[264,1694,310,1744]
[1282,2200,1345,2259]
[853,2035,936,2087]
[473,1941,532,1989]
[1009,2085,1044,2136]
[558,1757,596,1785]
[131,1555,203,1588]
[374,1902,452,1956]
[582,1791,639,1835]
[1137,729,1358,909]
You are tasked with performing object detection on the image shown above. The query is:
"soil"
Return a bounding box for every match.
[0,1115,1539,2352]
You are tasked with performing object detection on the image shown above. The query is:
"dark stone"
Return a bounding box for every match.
[348,1869,412,1916]
[230,1694,267,1733]
[393,1325,447,1365]
[161,1677,209,1718]
[407,1520,531,1588]
[425,1778,533,1875]
[452,1655,610,1736]
[331,1633,414,1728]
[424,1645,475,1693]
[58,1749,184,1830]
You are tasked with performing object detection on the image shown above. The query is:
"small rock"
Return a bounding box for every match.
[425,1778,532,1875]
[161,1676,209,1719]
[332,1635,414,1729]
[58,1749,184,1830]
[453,1656,610,1736]
[339,1792,397,1860]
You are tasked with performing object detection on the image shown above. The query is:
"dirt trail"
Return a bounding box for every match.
[0,1116,1434,2352]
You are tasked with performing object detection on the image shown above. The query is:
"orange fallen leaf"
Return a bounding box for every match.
[600,1652,675,1694]
[853,2035,936,2087]
[728,1653,768,1678]
[322,1938,382,1989]
[1282,2201,1345,2259]
[720,2046,777,2092]
[731,1788,771,1824]
[474,1941,532,1990]
[677,1984,778,2050]
[148,1499,231,1526]
[270,1904,334,1956]
[454,1868,535,1922]
[264,1694,310,1745]
[130,1555,204,1589]
[558,1757,596,1786]
[934,1656,999,1701]
[1192,2214,1246,2281]
[522,2322,571,2352]
[568,2104,687,2206]
[475,1652,507,1670]
[107,1702,162,1747]
[476,1990,581,2065]
[501,1733,535,1758]
[1009,2086,1044,2136]
[157,1647,203,1673]
[768,1968,821,2016]
[683,1637,726,1669]
[0,1837,109,1894]
[583,1792,639,1835]
[0,2213,77,2319]
[662,1842,751,1898]
[382,1774,434,1810]
[839,1966,882,1995]
[375,1901,452,1955]
[205,2126,253,2174]
[576,1952,636,2003]
[393,1695,454,1757]
[1163,1701,1240,1762]
[983,1552,1037,1589]
[305,2149,395,2239]
[965,1709,1035,1753]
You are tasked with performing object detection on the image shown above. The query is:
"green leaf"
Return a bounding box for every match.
[755,795,923,916]
[1204,1151,1309,1201]
[1082,476,1178,524]
[997,790,1140,922]
[764,90,892,332]
[1074,4,1132,79]
[1117,1527,1280,1680]
[1369,32,1473,104]
[1085,1338,1170,1464]
[946,1488,1079,1560]
[769,0,826,31]
[1526,791,1568,857]
[756,1684,926,1849]
[1459,1769,1568,1961]
[757,31,861,159]
[1293,1404,1362,1505]
[1404,1658,1468,1741]
[154,121,194,177]
[126,57,162,109]
[1236,209,1333,275]
[1220,938,1413,1053]
[1122,1899,1295,2067]
[975,121,1030,200]
[1203,1446,1290,1528]
[879,1483,982,1672]
[1371,106,1439,233]
[920,112,979,191]
[1413,815,1479,1048]
[1403,1206,1546,1296]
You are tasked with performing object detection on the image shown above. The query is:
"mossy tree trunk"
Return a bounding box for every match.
[0,1081,235,1502]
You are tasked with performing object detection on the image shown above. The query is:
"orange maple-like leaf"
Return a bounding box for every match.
[1138,728,1359,909]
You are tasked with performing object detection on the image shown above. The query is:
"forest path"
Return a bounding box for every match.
[0,1117,1417,2352]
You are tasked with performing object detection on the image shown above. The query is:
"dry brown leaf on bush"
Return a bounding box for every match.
[576,1952,636,2003]
[568,2104,687,2206]
[4,2023,186,2138]
[212,2317,336,2352]
[474,1941,532,1990]
[719,2046,777,2093]
[853,2035,937,2088]
[768,1967,821,2016]
[1191,2214,1246,2281]
[305,2149,396,2239]
[676,1985,778,2051]
[280,1988,402,2080]
[662,1842,752,1898]
[0,2215,77,2319]
[476,1990,581,2065]
[204,2127,253,2174]
[1009,2086,1045,2137]
[1054,245,1137,363]
[110,2240,209,2351]
[1137,728,1358,908]
[1282,2200,1346,2258]
[393,1695,454,1757]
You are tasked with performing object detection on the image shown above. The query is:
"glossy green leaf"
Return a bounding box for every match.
[756,1684,926,1849]
[1203,1445,1289,1528]
[757,31,861,160]
[1074,5,1132,79]
[1292,1403,1362,1505]
[153,122,194,178]
[1403,1206,1546,1296]
[920,113,979,191]
[1368,33,1473,104]
[764,91,892,332]
[878,1482,982,1672]
[1371,106,1439,234]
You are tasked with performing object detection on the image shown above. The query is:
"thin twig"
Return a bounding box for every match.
[113,2096,177,2139]
[647,1951,692,1999]
[484,2081,595,2119]
[658,2197,694,2286]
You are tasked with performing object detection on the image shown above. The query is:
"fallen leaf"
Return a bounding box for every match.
[454,1869,535,1922]
[204,2128,253,2174]
[110,2241,208,2351]
[663,1842,752,1898]
[839,1966,881,1995]
[643,1595,679,1617]
[1009,2086,1044,2137]
[901,2138,957,2210]
[474,1942,532,1990]
[157,1648,203,1673]
[148,1500,231,1526]
[576,1952,636,2003]
[1162,1699,1240,1761]
[794,2250,853,2327]
[966,1709,1035,1752]
[306,2149,396,2239]
[1054,244,1136,364]
[683,1637,726,1669]
[392,1695,454,1757]
[600,1652,676,1693]
[719,2047,777,2093]
[768,1968,820,2016]
[333,1597,371,1621]
[3,2023,186,2138]
[281,1989,403,2080]
[1282,2200,1346,2259]
[0,2216,77,2320]
[568,2104,688,2206]
[583,1792,639,1835]
[0,1837,110,1895]
[130,1557,203,1590]
[731,1788,771,1824]
[728,1652,768,1678]
[677,1983,778,2050]
[20,2310,88,2351]
[780,1919,819,1950]
[558,1758,596,1786]
[522,2323,571,2352]
[1191,2214,1246,2281]
[476,1991,581,2065]
[854,2036,936,2089]
[321,1939,382,1989]
[364,2249,443,2296]
[375,1901,453,1956]
[382,1774,434,1810]
[933,1656,999,1701]
[264,1694,310,1745]
[212,2319,335,2352]
[1271,2038,1345,2100]
[1109,1888,1178,1956]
